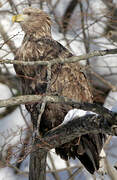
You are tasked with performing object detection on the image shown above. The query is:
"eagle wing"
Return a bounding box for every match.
[14,36,103,174]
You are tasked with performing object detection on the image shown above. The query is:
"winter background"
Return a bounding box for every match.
[0,0,117,179]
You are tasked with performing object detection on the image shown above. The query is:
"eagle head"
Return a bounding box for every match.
[12,7,52,37]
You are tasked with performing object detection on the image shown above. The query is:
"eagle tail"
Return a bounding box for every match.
[56,133,105,174]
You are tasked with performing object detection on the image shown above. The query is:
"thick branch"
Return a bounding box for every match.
[29,113,117,180]
[34,114,117,150]
[0,49,117,66]
[0,94,43,107]
[0,94,115,124]
[0,94,113,115]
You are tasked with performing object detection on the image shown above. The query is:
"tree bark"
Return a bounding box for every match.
[29,146,47,180]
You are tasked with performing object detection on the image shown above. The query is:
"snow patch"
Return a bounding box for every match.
[62,109,97,125]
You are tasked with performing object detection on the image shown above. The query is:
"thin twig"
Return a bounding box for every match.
[0,22,17,54]
[46,165,82,173]
[90,69,117,91]
[48,152,60,180]
[65,161,74,180]
[66,167,84,180]
[46,64,52,92]
[79,1,90,65]
[36,98,47,136]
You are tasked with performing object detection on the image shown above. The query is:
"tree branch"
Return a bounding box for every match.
[34,113,117,151]
[28,112,117,180]
[0,94,114,117]
[0,22,17,54]
[0,48,117,66]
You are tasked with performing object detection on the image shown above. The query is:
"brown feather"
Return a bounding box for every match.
[14,8,104,174]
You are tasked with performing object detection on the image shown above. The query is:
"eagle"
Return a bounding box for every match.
[12,7,104,174]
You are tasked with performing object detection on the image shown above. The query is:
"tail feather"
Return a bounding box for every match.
[55,133,105,174]
[78,153,96,174]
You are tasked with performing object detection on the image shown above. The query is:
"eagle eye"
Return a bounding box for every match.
[27,12,31,16]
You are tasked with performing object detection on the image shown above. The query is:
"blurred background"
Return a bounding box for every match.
[1,0,117,179]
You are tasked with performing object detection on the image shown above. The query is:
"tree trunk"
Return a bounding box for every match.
[29,147,47,180]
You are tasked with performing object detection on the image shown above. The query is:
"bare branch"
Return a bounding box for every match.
[29,112,117,180]
[0,94,114,118]
[90,69,117,91]
[0,48,117,66]
[35,114,117,150]
[0,22,17,54]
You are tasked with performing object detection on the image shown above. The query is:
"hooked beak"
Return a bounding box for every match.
[12,14,25,22]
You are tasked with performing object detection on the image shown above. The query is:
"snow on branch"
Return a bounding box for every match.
[35,113,117,151]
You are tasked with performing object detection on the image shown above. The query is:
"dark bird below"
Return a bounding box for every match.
[12,7,104,174]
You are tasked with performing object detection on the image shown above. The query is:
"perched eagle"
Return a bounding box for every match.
[13,8,104,174]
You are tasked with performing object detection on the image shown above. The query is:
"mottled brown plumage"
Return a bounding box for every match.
[13,8,104,174]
